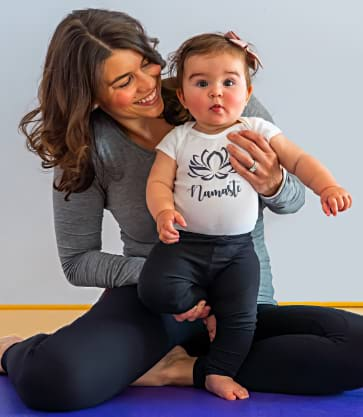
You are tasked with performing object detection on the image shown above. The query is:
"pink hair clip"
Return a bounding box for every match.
[224,31,263,70]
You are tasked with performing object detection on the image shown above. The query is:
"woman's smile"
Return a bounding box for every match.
[135,88,159,105]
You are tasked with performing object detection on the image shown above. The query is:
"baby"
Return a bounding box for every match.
[138,31,352,401]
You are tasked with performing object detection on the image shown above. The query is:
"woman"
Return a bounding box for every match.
[1,8,362,411]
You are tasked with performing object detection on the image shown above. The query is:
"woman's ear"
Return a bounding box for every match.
[176,88,187,109]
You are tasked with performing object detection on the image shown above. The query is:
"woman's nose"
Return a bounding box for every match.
[137,70,155,92]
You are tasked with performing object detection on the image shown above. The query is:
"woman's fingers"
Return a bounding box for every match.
[226,130,283,196]
[173,300,209,322]
[205,315,217,342]
[227,145,258,172]
[228,129,272,154]
[229,155,261,182]
[227,129,275,171]
[198,305,211,319]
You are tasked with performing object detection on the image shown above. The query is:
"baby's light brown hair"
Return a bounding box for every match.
[168,33,260,91]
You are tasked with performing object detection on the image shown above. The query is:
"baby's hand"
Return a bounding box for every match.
[203,314,217,342]
[320,186,352,216]
[156,209,187,244]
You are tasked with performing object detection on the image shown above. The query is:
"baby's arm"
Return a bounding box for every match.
[270,135,352,216]
[147,151,187,243]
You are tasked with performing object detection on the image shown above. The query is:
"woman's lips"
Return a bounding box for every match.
[135,88,158,106]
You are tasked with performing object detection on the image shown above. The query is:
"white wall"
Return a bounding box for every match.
[1,0,362,304]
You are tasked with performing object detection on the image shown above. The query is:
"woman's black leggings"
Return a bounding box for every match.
[138,231,260,379]
[2,286,363,411]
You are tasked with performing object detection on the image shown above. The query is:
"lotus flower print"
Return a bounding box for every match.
[188,147,235,181]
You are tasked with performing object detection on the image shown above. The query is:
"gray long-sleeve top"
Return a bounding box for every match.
[53,96,305,304]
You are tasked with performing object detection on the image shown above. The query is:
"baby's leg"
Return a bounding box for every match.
[138,240,207,314]
[205,238,260,400]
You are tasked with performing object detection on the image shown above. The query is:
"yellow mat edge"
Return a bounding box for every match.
[0,302,363,310]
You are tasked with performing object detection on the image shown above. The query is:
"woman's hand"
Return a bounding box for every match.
[227,130,283,197]
[156,209,187,244]
[203,314,217,342]
[320,186,352,216]
[173,300,211,322]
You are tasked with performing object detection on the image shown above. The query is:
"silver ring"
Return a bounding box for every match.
[248,160,258,173]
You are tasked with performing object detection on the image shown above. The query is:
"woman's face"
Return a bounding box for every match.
[96,49,164,123]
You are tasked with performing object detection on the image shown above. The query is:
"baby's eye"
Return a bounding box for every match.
[196,80,208,88]
[224,79,235,87]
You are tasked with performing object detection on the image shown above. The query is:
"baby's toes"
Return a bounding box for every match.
[234,386,249,400]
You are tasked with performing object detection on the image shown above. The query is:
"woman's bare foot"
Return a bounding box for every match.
[205,374,249,400]
[0,335,23,373]
[131,346,196,386]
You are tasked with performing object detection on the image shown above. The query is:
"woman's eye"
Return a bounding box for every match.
[116,76,132,89]
[196,80,208,87]
[224,79,235,87]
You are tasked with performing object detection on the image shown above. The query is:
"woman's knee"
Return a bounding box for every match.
[340,312,363,387]
[12,346,117,411]
[314,310,363,392]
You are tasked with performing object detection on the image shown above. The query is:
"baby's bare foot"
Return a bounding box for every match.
[132,346,196,386]
[0,335,23,373]
[205,374,249,400]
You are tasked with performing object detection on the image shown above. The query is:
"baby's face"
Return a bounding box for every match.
[177,52,252,134]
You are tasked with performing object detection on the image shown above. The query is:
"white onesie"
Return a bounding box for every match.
[156,117,281,235]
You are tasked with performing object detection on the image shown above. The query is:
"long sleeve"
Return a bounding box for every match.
[260,173,305,214]
[53,169,145,288]
[244,95,306,303]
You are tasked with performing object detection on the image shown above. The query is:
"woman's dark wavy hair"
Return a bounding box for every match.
[161,77,193,126]
[19,8,165,199]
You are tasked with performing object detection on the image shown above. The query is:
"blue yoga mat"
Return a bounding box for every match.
[1,378,363,416]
